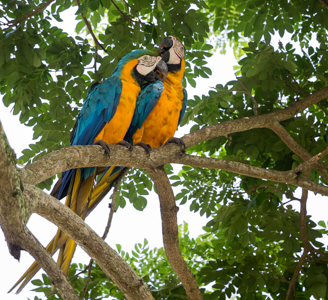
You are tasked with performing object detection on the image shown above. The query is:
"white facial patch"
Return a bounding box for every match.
[167,35,185,64]
[136,55,162,76]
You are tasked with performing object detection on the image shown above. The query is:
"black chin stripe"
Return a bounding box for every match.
[132,66,145,86]
[167,62,181,72]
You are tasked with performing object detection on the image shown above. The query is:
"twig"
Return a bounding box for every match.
[122,0,139,15]
[285,70,307,97]
[237,78,258,115]
[69,264,90,281]
[293,146,328,175]
[94,43,98,73]
[76,0,107,53]
[319,0,328,9]
[110,0,142,23]
[102,168,129,240]
[268,121,328,183]
[286,169,311,300]
[80,259,93,300]
[316,103,328,117]
[246,183,299,201]
[311,248,328,260]
[5,0,55,27]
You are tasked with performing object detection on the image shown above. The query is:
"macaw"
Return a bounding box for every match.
[91,35,187,212]
[9,49,168,294]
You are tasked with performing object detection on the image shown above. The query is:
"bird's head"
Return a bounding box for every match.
[158,36,185,65]
[136,55,168,82]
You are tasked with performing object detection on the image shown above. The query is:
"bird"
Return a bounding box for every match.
[9,49,168,294]
[90,35,187,215]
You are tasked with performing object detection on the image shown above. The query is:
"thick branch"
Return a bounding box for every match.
[0,122,79,299]
[30,185,154,300]
[18,143,328,196]
[183,86,328,148]
[148,167,203,300]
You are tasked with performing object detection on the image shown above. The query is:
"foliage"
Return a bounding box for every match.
[32,223,211,299]
[2,0,328,299]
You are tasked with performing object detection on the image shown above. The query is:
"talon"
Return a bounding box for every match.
[116,140,133,152]
[164,137,186,152]
[93,140,110,156]
[134,142,152,156]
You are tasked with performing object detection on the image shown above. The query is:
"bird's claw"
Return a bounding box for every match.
[93,140,110,157]
[116,140,133,152]
[134,142,152,156]
[164,137,186,152]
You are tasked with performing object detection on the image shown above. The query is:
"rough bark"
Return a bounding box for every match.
[30,185,154,300]
[0,122,79,300]
[1,85,328,299]
[148,167,203,300]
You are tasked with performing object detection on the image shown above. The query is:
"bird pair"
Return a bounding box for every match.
[10,35,187,293]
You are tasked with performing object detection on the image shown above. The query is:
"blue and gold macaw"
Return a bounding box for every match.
[91,35,187,211]
[9,49,168,294]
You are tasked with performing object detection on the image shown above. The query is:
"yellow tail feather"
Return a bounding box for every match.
[10,166,123,293]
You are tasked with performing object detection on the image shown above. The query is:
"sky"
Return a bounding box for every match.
[1,7,328,300]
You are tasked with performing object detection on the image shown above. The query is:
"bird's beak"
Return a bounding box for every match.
[155,59,168,82]
[158,36,173,62]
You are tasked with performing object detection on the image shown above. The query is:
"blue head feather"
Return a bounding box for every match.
[112,49,158,77]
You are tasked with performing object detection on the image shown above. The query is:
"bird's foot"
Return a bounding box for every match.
[164,137,186,152]
[116,140,133,152]
[93,140,110,156]
[134,142,152,156]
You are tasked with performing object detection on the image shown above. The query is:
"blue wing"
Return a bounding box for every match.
[178,88,188,126]
[57,76,123,199]
[124,80,164,142]
[72,76,122,145]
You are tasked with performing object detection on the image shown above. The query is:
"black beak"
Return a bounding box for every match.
[158,36,173,62]
[155,59,168,82]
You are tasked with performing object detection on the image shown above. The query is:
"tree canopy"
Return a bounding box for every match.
[1,0,328,299]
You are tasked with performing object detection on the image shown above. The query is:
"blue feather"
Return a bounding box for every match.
[178,88,188,125]
[125,81,164,142]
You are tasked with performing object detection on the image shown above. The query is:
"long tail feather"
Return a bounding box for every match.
[87,167,125,214]
[56,171,96,276]
[10,166,124,293]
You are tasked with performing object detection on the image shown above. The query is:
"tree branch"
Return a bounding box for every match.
[267,121,328,183]
[237,78,258,115]
[6,0,55,26]
[76,0,107,52]
[286,170,311,300]
[148,167,203,300]
[31,185,154,300]
[0,122,79,299]
[183,86,328,148]
[17,142,328,196]
[245,184,300,201]
[110,0,143,23]
[293,146,328,174]
[319,0,328,9]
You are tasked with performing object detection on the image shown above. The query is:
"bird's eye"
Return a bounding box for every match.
[180,46,184,51]
[144,56,148,60]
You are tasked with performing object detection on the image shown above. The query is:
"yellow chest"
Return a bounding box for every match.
[132,73,184,148]
[94,60,140,144]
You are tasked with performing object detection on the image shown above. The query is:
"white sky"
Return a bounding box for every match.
[0,8,327,300]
